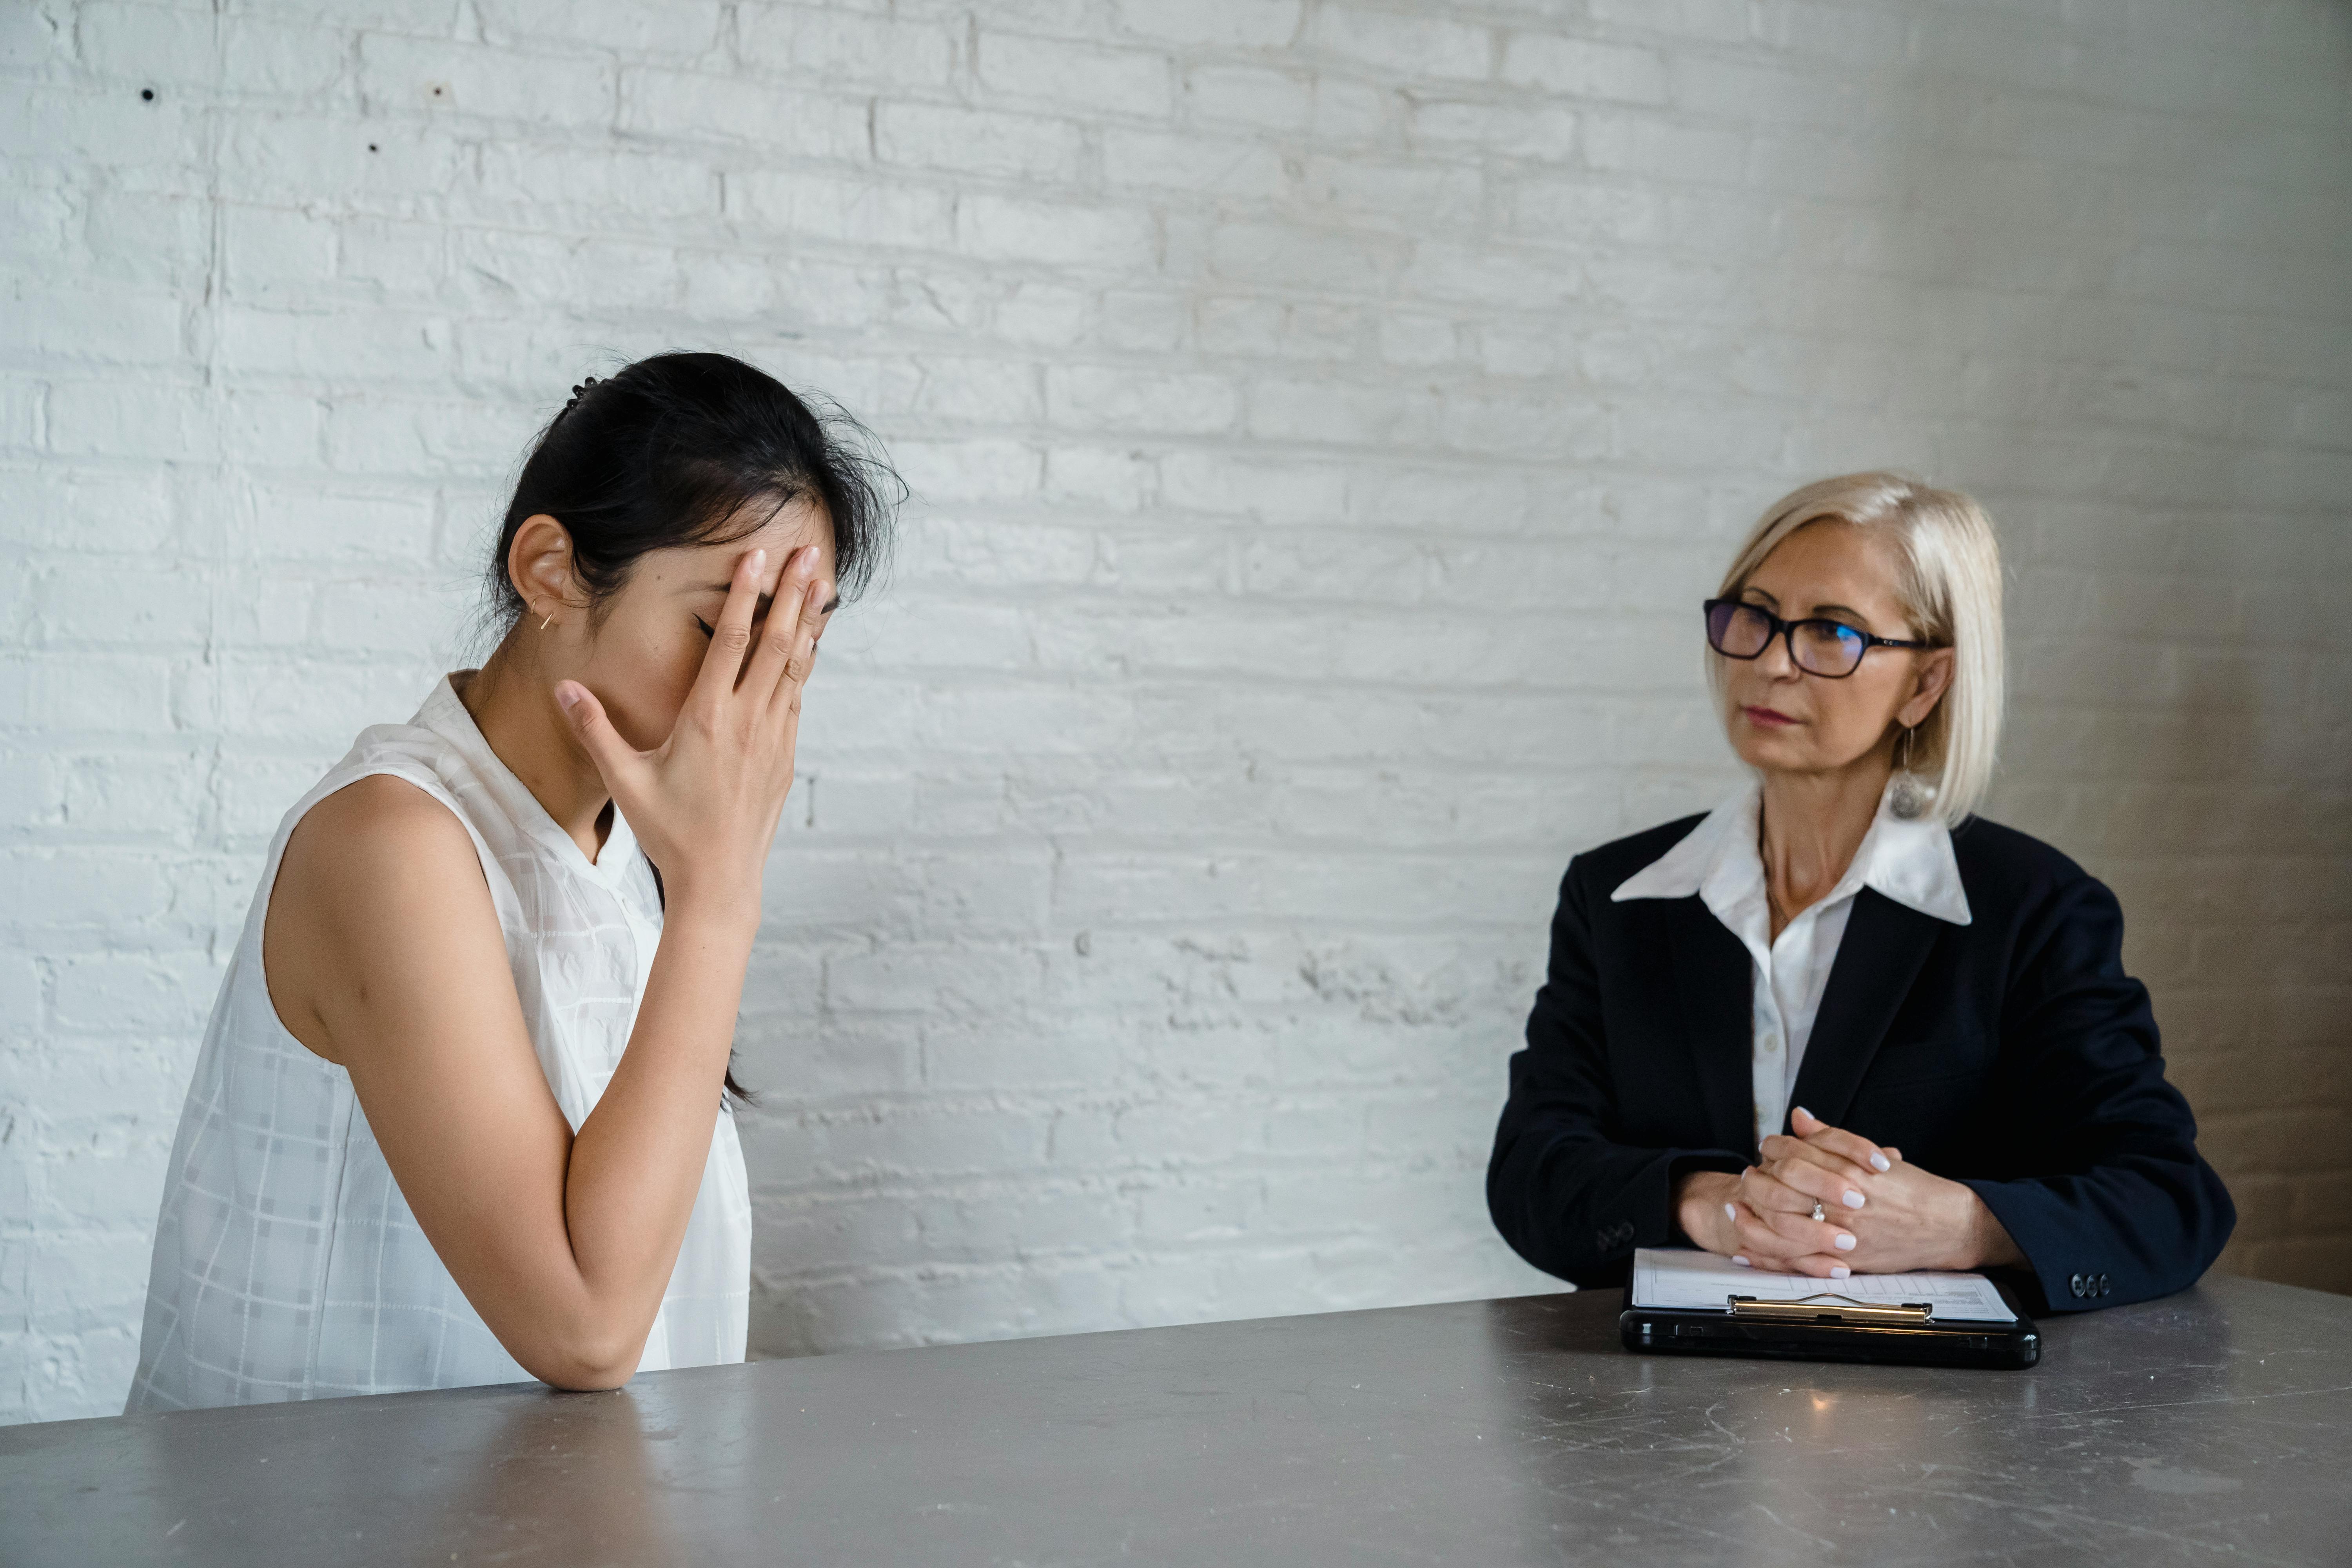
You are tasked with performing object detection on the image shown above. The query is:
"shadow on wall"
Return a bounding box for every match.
[2128,650,2345,1292]
[1869,20,2352,1294]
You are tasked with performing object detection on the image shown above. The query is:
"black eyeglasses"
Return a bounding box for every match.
[1704,598,1936,679]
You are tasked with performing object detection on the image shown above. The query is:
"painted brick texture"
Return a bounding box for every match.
[2,0,2348,1422]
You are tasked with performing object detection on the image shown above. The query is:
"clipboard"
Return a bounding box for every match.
[1617,1248,2040,1369]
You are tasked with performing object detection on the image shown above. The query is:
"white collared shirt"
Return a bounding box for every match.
[1610,781,1973,1149]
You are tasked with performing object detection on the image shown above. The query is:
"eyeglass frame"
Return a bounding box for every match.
[1702,597,1938,679]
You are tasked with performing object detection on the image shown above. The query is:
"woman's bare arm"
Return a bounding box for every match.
[270,778,728,1387]
[264,544,827,1388]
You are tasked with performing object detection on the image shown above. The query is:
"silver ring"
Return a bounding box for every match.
[1810,1201,1826,1223]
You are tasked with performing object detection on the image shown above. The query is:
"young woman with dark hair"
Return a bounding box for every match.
[127,352,899,1409]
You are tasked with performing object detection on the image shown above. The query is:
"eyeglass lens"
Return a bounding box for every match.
[1707,602,1867,677]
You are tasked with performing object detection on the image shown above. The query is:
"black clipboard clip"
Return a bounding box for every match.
[1726,1293,1935,1325]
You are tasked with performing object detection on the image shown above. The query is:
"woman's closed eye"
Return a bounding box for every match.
[694,612,774,642]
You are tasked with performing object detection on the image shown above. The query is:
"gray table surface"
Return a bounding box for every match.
[4,1273,2347,1566]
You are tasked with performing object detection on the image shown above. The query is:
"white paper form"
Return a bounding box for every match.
[1630,1247,2017,1323]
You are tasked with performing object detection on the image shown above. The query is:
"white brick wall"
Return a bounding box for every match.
[4,0,2348,1423]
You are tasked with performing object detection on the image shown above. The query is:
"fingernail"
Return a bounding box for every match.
[1724,1203,1738,1222]
[1871,1153,1891,1172]
[554,683,581,713]
[751,548,767,573]
[1833,1233,1856,1252]
[1795,1106,1812,1120]
[1732,1256,1751,1268]
[1842,1190,1865,1209]
[1830,1265,1851,1280]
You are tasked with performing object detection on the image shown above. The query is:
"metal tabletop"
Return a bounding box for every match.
[4,1274,2346,1566]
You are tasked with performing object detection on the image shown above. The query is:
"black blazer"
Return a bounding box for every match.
[1487,813,2234,1314]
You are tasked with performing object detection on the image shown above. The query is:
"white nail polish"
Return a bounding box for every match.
[1871,1153,1891,1172]
[1724,1203,1737,1221]
[1733,1256,1751,1267]
[1833,1233,1856,1251]
[1830,1265,1851,1279]
[1842,1190,1865,1209]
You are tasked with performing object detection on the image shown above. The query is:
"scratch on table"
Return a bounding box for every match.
[1750,1504,1839,1552]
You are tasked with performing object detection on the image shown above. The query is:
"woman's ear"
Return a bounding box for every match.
[1897,646,1955,729]
[507,514,583,622]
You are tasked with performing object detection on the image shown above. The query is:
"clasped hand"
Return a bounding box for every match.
[1675,1107,2019,1278]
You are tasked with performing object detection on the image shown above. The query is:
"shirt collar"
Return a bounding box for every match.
[418,673,641,887]
[1610,779,1971,927]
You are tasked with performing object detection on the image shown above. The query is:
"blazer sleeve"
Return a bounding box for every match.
[1487,858,1748,1287]
[1960,870,2236,1314]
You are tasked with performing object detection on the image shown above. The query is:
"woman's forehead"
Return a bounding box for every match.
[1751,521,1900,603]
[719,494,833,553]
[626,500,837,597]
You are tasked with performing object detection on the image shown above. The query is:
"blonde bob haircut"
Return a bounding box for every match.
[1712,472,2005,828]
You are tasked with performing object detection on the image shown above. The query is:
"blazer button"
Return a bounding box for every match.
[2069,1274,2085,1298]
[2098,1274,2111,1296]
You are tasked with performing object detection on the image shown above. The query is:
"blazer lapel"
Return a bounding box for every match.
[1657,899,1759,1156]
[1788,889,1944,1132]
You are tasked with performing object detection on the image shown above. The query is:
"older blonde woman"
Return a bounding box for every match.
[1487,473,2234,1312]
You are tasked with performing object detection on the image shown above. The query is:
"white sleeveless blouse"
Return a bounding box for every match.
[126,676,751,1412]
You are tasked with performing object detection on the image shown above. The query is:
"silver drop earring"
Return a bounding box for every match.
[1889,723,1931,820]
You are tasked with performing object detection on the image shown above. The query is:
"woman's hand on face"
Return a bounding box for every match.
[1747,1107,2022,1274]
[554,544,831,913]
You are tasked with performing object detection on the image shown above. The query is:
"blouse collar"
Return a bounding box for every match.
[1610,778,1971,928]
[416,673,642,889]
